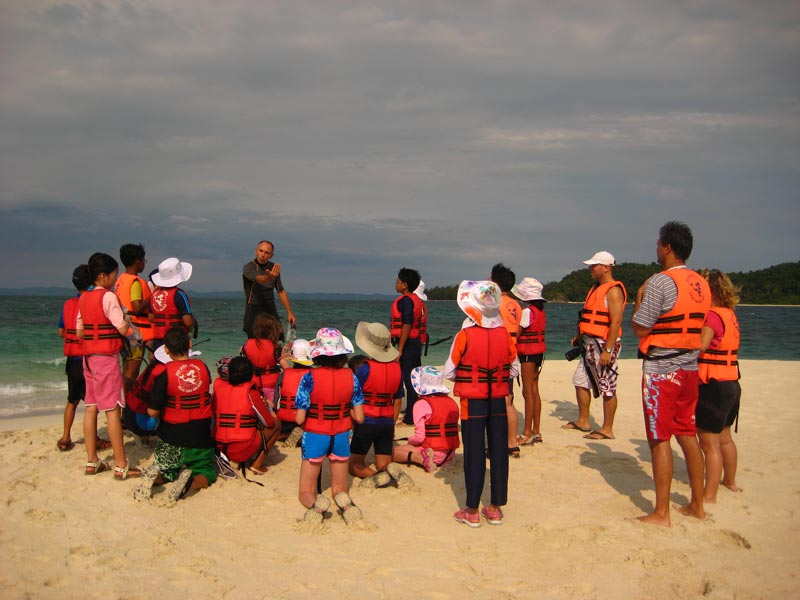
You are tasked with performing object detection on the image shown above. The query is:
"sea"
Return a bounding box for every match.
[1,295,798,418]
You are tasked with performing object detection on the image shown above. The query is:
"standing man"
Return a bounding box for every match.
[631,221,711,527]
[562,251,626,441]
[242,240,296,338]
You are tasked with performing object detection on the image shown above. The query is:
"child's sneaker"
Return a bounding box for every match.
[133,466,160,502]
[386,463,415,489]
[481,505,504,525]
[358,471,392,488]
[454,508,481,528]
[334,492,363,525]
[166,468,193,503]
[303,494,331,523]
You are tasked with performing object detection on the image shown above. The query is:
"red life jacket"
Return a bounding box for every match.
[150,287,188,339]
[79,288,123,355]
[126,362,167,415]
[418,303,429,344]
[62,296,84,357]
[277,367,311,422]
[114,272,154,341]
[390,293,424,339]
[579,281,628,340]
[638,269,711,357]
[517,305,546,355]
[361,360,402,419]
[213,379,262,444]
[698,307,740,383]
[421,394,460,451]
[453,327,512,399]
[302,367,354,435]
[242,338,281,388]
[162,358,212,424]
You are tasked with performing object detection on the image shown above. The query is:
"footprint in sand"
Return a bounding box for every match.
[721,529,752,549]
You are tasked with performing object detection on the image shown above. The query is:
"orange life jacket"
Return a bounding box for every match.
[579,281,627,340]
[517,305,546,355]
[114,273,154,341]
[150,287,188,339]
[213,379,262,444]
[276,367,311,422]
[242,338,281,388]
[162,358,212,424]
[62,296,84,357]
[126,361,167,415]
[302,367,354,435]
[79,288,123,355]
[698,307,740,383]
[453,327,512,399]
[361,360,402,419]
[421,394,460,451]
[390,293,424,339]
[500,294,522,342]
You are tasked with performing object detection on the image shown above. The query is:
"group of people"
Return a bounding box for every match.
[56,221,742,527]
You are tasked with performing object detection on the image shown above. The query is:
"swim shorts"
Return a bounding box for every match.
[350,422,394,456]
[572,338,620,397]
[66,357,85,404]
[155,440,218,484]
[518,353,544,366]
[83,354,124,412]
[301,430,351,463]
[696,379,741,433]
[641,369,699,441]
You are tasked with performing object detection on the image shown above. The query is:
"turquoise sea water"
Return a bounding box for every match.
[1,296,797,417]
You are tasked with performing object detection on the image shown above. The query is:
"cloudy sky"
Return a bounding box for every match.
[1,1,798,294]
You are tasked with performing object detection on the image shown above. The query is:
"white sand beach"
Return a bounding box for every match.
[0,359,796,599]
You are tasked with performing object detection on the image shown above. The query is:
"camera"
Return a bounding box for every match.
[564,346,582,361]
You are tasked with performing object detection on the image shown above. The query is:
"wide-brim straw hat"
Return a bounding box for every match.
[456,280,505,329]
[289,339,314,366]
[511,277,547,302]
[309,327,354,358]
[410,366,450,396]
[355,322,399,362]
[151,257,192,287]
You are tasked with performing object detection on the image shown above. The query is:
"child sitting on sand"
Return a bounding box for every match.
[241,313,283,400]
[294,328,365,525]
[275,339,314,447]
[393,366,460,472]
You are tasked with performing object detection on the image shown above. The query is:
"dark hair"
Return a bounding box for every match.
[228,356,255,386]
[119,243,146,267]
[397,267,421,292]
[148,268,159,283]
[529,299,546,311]
[313,354,347,368]
[72,264,91,291]
[490,263,516,292]
[257,240,274,250]
[87,252,119,282]
[348,354,368,373]
[659,221,694,261]
[164,327,190,356]
[252,313,282,342]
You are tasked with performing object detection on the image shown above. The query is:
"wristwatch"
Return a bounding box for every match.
[603,347,613,353]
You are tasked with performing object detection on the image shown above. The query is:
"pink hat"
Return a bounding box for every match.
[456,280,504,328]
[309,327,354,358]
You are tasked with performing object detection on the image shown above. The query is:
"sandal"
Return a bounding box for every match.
[508,446,521,458]
[85,461,110,475]
[114,463,143,480]
[57,438,75,452]
[96,438,113,450]
[518,433,542,446]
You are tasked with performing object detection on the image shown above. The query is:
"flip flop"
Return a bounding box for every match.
[562,421,591,432]
[584,430,615,440]
[57,439,75,452]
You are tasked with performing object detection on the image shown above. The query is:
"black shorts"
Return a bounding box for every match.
[519,353,544,366]
[65,357,85,404]
[350,422,395,456]
[695,379,741,433]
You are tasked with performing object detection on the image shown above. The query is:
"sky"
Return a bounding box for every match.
[1,0,798,294]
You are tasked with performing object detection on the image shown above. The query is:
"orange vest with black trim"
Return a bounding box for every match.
[126,362,166,415]
[390,293,424,339]
[150,287,187,339]
[698,307,740,383]
[453,327,512,399]
[418,303,429,344]
[579,281,627,340]
[79,288,123,355]
[114,273,154,341]
[62,296,84,357]
[361,360,402,419]
[162,358,212,424]
[517,305,546,355]
[213,379,261,444]
[500,294,522,344]
[303,367,354,435]
[277,367,311,422]
[242,338,281,388]
[421,394,460,451]
[638,268,711,356]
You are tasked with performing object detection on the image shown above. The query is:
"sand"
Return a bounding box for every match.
[0,359,796,599]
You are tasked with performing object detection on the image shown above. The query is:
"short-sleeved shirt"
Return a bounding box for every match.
[356,361,404,425]
[243,260,285,316]
[295,370,365,411]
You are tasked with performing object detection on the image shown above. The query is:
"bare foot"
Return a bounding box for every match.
[677,504,706,520]
[633,513,671,527]
[723,482,742,492]
[703,495,717,504]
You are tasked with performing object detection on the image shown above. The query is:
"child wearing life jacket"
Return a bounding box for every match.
[76,253,143,479]
[136,327,216,503]
[115,243,154,392]
[392,366,460,472]
[349,322,406,489]
[274,339,314,448]
[391,268,425,425]
[294,328,365,525]
[148,257,195,350]
[213,356,280,476]
[56,265,92,452]
[444,281,518,528]
[241,313,283,400]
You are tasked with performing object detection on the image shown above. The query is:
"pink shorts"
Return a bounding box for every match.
[83,355,124,412]
[641,370,699,441]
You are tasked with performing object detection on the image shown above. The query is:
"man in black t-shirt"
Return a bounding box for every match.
[242,240,296,337]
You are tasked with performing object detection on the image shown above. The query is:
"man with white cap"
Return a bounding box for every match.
[562,251,627,441]
[148,257,196,350]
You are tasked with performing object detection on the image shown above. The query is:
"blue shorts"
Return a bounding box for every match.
[301,431,351,463]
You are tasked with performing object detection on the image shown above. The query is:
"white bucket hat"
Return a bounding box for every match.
[582,251,616,266]
[289,339,314,366]
[355,322,399,362]
[410,366,450,396]
[511,277,547,302]
[154,344,201,364]
[456,280,504,329]
[413,281,428,302]
[309,327,354,358]
[152,257,193,287]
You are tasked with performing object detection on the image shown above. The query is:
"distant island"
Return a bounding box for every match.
[425,261,800,305]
